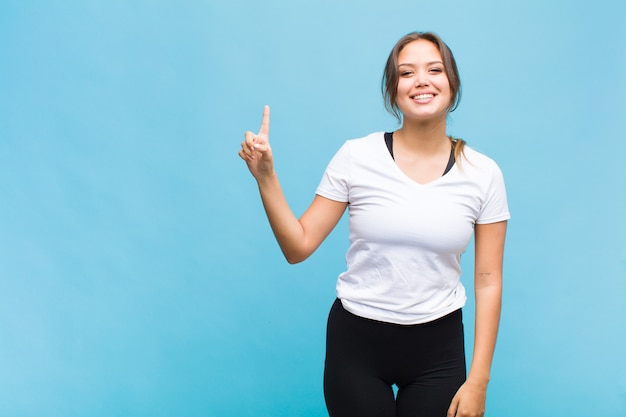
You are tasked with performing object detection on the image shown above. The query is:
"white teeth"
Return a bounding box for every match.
[413,94,434,100]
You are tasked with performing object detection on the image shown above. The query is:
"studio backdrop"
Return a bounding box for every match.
[1,1,625,416]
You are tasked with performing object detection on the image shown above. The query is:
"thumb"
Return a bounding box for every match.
[447,393,460,417]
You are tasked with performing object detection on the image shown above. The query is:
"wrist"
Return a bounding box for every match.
[256,170,277,186]
[466,374,490,388]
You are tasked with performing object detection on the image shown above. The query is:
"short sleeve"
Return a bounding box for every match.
[316,142,351,203]
[476,162,511,224]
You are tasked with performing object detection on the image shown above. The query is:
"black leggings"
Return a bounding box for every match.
[324,299,466,417]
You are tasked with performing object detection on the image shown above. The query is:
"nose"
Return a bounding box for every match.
[415,70,429,87]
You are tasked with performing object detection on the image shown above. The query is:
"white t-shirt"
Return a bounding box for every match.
[316,132,510,325]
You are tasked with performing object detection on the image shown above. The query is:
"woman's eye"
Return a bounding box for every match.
[430,68,443,73]
[401,71,413,76]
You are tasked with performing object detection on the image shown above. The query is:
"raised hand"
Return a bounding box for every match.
[239,105,273,180]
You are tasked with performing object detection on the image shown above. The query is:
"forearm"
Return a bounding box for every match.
[256,172,308,263]
[467,279,502,385]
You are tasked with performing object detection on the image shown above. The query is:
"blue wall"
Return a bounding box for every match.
[1,1,625,416]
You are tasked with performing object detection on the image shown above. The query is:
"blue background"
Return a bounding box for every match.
[1,1,625,416]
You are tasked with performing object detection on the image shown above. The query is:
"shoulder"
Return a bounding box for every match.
[339,131,386,155]
[329,132,385,160]
[460,145,503,173]
[344,131,385,147]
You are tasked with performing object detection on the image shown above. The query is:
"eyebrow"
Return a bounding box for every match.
[398,61,444,67]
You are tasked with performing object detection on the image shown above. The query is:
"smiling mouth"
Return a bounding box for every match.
[412,94,435,100]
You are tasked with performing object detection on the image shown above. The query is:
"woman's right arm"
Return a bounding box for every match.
[239,106,347,264]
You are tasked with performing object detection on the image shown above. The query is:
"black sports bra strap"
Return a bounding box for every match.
[384,132,456,176]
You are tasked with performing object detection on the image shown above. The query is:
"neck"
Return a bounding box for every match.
[394,117,449,154]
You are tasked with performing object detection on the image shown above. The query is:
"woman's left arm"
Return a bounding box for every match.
[448,220,507,417]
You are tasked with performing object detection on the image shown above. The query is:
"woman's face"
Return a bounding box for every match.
[395,39,452,123]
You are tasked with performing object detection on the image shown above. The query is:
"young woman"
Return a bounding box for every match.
[239,31,509,417]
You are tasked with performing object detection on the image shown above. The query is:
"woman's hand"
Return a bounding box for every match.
[447,379,487,417]
[239,105,274,181]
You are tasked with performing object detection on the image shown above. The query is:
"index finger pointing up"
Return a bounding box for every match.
[258,105,270,136]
